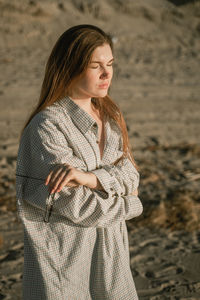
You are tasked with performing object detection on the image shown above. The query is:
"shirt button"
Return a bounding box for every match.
[110,187,114,191]
[112,192,118,197]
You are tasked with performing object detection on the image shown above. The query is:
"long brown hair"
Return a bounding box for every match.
[21,24,138,169]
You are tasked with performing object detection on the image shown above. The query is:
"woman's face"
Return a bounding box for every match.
[70,43,114,100]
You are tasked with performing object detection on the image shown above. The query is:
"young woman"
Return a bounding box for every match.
[16,24,143,300]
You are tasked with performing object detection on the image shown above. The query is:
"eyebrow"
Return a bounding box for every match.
[90,58,114,63]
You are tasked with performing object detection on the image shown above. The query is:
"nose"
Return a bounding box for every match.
[100,66,112,79]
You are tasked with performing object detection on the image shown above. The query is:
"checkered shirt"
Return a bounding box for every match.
[16,95,143,300]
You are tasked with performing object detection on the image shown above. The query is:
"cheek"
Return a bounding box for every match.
[84,72,99,87]
[110,70,113,80]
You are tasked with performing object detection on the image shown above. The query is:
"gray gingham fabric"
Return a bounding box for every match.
[16,95,143,300]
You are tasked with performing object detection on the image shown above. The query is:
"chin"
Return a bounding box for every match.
[96,90,108,98]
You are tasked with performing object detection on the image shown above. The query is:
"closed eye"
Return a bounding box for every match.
[90,63,113,69]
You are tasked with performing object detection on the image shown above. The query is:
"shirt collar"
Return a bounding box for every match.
[57,96,98,134]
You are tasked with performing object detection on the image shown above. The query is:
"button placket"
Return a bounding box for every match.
[92,123,99,143]
[91,123,101,166]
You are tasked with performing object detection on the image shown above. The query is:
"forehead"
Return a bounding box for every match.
[90,44,113,62]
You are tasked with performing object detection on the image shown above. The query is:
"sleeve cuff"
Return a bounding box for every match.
[90,167,124,197]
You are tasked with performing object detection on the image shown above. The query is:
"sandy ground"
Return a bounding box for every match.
[0,0,200,299]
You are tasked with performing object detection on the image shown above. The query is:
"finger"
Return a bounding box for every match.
[50,167,71,193]
[45,170,54,185]
[56,181,79,192]
[57,180,79,191]
[54,170,75,192]
[54,172,71,192]
[46,165,62,186]
[49,165,68,189]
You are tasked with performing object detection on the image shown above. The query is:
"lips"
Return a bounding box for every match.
[99,83,109,88]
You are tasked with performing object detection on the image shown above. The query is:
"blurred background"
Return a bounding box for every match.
[0,0,200,299]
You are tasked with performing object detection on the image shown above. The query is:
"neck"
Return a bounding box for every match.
[68,95,97,114]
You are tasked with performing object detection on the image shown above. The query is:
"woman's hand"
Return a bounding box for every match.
[45,164,87,194]
[131,189,138,196]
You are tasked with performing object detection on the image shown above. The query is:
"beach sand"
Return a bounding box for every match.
[0,0,200,299]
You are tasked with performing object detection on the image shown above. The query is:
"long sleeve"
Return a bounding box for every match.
[90,155,139,198]
[16,113,143,228]
[90,119,140,199]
